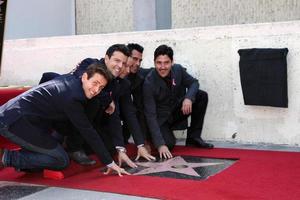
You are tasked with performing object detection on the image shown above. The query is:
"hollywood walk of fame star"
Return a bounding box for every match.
[134,156,223,177]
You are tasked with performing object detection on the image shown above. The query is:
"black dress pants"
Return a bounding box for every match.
[122,109,151,143]
[160,89,208,149]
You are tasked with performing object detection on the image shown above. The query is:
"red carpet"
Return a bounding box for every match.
[1,146,300,200]
[0,87,30,105]
[1,88,299,199]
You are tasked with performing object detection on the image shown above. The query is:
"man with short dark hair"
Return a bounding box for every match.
[66,44,155,167]
[122,44,152,148]
[0,63,129,176]
[143,44,214,159]
[116,43,155,161]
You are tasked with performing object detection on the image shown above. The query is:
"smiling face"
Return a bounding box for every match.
[104,51,128,77]
[127,49,143,74]
[119,63,130,79]
[154,55,173,78]
[81,72,108,99]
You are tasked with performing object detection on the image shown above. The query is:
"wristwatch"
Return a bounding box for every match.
[137,144,145,148]
[116,146,127,153]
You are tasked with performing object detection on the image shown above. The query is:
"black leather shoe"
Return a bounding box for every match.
[69,150,96,165]
[186,138,214,149]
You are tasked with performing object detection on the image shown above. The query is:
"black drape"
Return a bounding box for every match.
[238,48,288,108]
[0,0,7,69]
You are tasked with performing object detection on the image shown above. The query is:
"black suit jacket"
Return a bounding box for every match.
[74,58,145,146]
[118,78,144,145]
[126,68,152,138]
[127,68,152,112]
[0,74,113,165]
[143,64,199,147]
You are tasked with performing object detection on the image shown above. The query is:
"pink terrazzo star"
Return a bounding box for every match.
[134,156,223,177]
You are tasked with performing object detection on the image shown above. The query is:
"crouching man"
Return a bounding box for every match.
[143,45,214,159]
[0,63,129,176]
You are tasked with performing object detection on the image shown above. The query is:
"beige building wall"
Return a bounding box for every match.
[75,0,300,34]
[1,21,300,146]
[172,0,300,28]
[75,0,134,34]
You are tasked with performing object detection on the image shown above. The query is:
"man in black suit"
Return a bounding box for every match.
[66,44,155,166]
[118,67,155,161]
[122,44,152,151]
[0,63,129,176]
[143,44,214,159]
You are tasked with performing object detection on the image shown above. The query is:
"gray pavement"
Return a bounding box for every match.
[0,181,156,200]
[19,187,155,200]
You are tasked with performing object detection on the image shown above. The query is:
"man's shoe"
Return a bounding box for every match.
[186,138,214,149]
[68,150,96,165]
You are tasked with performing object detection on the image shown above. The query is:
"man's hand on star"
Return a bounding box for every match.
[158,145,173,159]
[118,151,138,168]
[104,162,131,177]
[135,146,156,161]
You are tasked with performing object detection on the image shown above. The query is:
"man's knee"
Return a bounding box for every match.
[195,90,208,107]
[198,90,208,102]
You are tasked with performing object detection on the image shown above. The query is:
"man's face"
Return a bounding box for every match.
[154,55,173,78]
[81,72,108,99]
[119,64,130,79]
[105,51,128,77]
[127,49,143,74]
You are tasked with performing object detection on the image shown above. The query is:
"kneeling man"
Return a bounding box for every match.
[143,45,214,159]
[0,63,128,176]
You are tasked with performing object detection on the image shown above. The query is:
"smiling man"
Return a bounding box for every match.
[143,44,214,159]
[64,44,154,168]
[116,43,155,161]
[81,69,108,99]
[121,44,152,149]
[0,63,129,176]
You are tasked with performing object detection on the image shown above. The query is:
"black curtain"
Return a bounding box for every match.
[238,48,288,108]
[0,0,7,70]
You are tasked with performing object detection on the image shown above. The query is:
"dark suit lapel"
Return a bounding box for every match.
[131,73,144,90]
[170,68,178,107]
[153,69,169,90]
[170,66,185,105]
[170,67,178,93]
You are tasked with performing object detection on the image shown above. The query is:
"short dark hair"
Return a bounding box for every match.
[105,44,130,58]
[154,44,174,61]
[85,63,113,82]
[127,43,144,55]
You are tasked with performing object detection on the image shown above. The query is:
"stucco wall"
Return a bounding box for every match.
[1,21,300,146]
[76,0,133,34]
[172,0,300,28]
[75,0,300,34]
